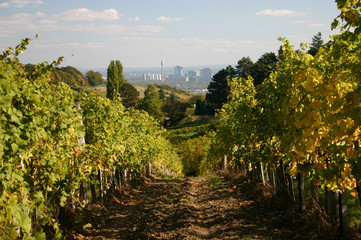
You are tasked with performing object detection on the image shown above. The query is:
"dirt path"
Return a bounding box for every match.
[72,174,325,240]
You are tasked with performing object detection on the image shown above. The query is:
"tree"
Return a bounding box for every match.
[138,85,164,121]
[158,88,166,101]
[195,99,209,115]
[206,65,237,115]
[61,66,88,85]
[162,92,188,125]
[251,52,278,86]
[119,82,140,108]
[86,70,104,86]
[48,66,88,86]
[106,60,125,100]
[278,45,284,58]
[307,32,324,56]
[188,94,205,106]
[24,63,35,73]
[236,56,254,79]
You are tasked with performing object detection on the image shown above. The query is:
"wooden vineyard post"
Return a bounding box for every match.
[264,163,270,183]
[270,168,276,188]
[148,163,152,176]
[90,174,97,203]
[277,160,286,189]
[115,168,121,190]
[122,168,128,185]
[98,169,104,203]
[326,189,338,224]
[287,174,295,202]
[259,162,265,185]
[298,172,305,212]
[223,154,228,171]
[250,163,255,180]
[79,182,87,204]
[110,170,116,192]
[339,191,348,235]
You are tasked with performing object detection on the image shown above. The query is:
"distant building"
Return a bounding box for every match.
[188,70,198,82]
[200,68,212,81]
[174,65,183,80]
[143,73,162,81]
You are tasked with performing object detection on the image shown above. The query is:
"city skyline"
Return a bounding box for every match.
[135,64,212,83]
[0,0,340,69]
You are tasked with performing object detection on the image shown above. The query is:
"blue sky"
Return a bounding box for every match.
[0,0,340,69]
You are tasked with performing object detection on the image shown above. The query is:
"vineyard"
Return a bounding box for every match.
[0,38,182,239]
[202,0,361,235]
[2,0,361,239]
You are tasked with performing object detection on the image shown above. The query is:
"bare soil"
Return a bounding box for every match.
[71,173,340,240]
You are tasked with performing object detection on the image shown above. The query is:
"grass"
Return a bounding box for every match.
[347,191,361,228]
[208,174,223,187]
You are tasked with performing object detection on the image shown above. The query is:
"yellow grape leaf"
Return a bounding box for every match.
[295,120,303,129]
[291,95,299,105]
[306,77,315,92]
[303,127,314,138]
[346,147,353,157]
[305,138,316,152]
[295,72,305,87]
[310,100,321,109]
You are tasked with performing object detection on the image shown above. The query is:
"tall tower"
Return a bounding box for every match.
[161,59,164,82]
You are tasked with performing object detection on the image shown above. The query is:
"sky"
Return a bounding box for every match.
[0,0,341,70]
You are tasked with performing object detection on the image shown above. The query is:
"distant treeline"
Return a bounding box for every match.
[24,63,104,86]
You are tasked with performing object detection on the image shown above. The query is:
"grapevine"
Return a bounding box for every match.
[205,0,361,205]
[0,38,182,239]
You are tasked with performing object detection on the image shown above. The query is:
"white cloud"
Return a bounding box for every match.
[60,24,97,32]
[0,13,37,26]
[106,37,268,67]
[37,19,57,25]
[133,25,163,34]
[156,16,184,22]
[0,11,163,38]
[283,34,314,45]
[11,35,278,69]
[0,2,10,8]
[309,23,325,27]
[291,20,313,24]
[55,8,121,22]
[256,9,306,17]
[35,12,46,17]
[128,16,140,22]
[0,12,49,33]
[239,40,256,44]
[0,0,43,8]
[212,48,228,53]
[102,25,127,33]
[68,42,105,49]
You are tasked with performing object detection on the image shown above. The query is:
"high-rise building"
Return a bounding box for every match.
[174,65,183,80]
[188,70,198,82]
[200,68,212,81]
